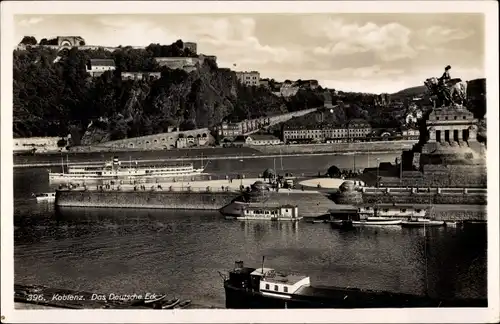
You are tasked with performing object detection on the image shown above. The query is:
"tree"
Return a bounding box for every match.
[327,165,341,178]
[19,36,37,45]
[263,168,276,180]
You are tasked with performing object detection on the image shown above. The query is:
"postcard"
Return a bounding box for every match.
[1,1,498,323]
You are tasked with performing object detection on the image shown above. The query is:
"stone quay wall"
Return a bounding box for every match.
[431,209,486,222]
[56,190,240,210]
[382,164,487,188]
[255,140,418,154]
[361,192,487,205]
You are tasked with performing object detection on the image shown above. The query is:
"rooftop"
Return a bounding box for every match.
[250,268,275,276]
[89,59,115,67]
[264,273,308,285]
[250,268,308,285]
[247,134,280,141]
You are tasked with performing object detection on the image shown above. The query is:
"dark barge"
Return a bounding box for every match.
[223,261,487,309]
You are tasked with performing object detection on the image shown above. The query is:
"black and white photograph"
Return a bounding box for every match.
[1,1,498,323]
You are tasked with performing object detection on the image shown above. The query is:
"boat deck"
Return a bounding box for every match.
[293,285,487,307]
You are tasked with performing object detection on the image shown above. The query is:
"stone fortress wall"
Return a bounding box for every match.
[56,190,239,210]
[95,128,215,150]
[13,137,66,153]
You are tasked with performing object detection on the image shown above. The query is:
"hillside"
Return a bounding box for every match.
[391,85,427,100]
[13,42,292,144]
[391,78,486,119]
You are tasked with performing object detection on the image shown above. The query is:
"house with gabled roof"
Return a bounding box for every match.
[86,59,116,77]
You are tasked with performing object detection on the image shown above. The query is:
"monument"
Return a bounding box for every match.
[395,74,486,188]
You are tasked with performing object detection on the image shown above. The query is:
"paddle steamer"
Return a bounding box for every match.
[49,156,206,183]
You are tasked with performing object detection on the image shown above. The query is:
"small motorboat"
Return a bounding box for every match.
[33,192,56,203]
[444,221,460,227]
[401,218,445,228]
[144,294,167,305]
[328,219,354,230]
[310,219,326,224]
[161,298,180,309]
[174,299,191,309]
[353,219,402,226]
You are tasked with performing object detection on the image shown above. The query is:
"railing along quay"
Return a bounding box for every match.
[362,187,487,194]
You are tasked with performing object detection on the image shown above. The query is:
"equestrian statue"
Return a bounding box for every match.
[424,65,468,107]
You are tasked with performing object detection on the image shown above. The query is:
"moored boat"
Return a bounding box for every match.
[222,202,302,221]
[354,219,403,226]
[401,218,445,227]
[174,299,192,309]
[49,156,207,184]
[309,219,326,224]
[161,298,180,309]
[222,260,487,308]
[144,294,167,305]
[329,204,421,227]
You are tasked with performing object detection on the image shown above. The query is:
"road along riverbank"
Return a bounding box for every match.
[13,150,402,169]
[13,140,416,167]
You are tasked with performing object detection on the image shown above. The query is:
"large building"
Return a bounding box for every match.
[57,36,86,47]
[121,72,161,81]
[86,59,116,77]
[154,57,200,70]
[283,119,372,144]
[244,134,281,146]
[235,71,260,86]
[216,122,243,137]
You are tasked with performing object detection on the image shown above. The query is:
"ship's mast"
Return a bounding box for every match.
[424,176,432,297]
[280,148,283,171]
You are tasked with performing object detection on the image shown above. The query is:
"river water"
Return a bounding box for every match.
[13,153,487,308]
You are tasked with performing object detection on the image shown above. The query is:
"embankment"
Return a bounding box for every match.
[431,208,487,222]
[56,190,240,210]
[56,188,338,217]
[361,192,487,205]
[244,191,338,217]
[15,140,414,166]
[253,140,418,154]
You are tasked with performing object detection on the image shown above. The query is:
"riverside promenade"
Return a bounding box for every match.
[74,177,320,194]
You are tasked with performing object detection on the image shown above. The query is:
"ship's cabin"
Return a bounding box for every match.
[242,204,299,219]
[227,261,311,295]
[35,192,55,198]
[359,204,426,218]
[251,268,310,296]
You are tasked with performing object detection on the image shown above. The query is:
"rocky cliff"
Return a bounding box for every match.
[13,42,292,144]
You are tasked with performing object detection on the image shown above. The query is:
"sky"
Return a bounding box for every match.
[14,13,485,94]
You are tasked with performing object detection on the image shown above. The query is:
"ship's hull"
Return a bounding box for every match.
[36,197,55,203]
[49,169,205,183]
[329,219,402,226]
[224,282,487,309]
[225,216,302,221]
[401,221,445,228]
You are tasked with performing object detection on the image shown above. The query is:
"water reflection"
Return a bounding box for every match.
[241,220,300,240]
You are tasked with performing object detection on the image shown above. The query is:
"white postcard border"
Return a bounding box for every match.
[1,1,499,323]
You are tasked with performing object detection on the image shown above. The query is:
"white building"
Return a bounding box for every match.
[245,134,281,146]
[235,71,260,86]
[86,59,116,77]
